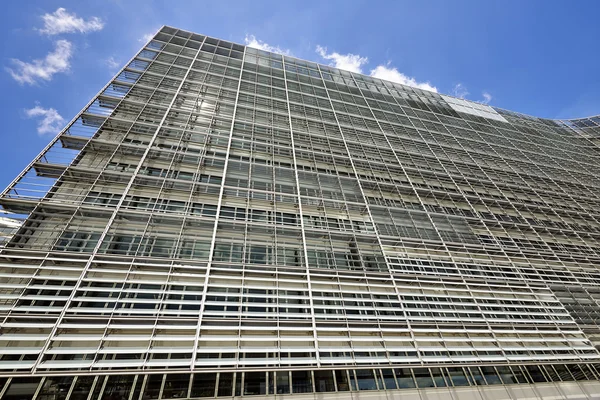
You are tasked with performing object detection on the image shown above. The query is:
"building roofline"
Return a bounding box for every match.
[150,26,599,129]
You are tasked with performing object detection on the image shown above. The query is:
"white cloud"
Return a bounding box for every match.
[452,83,469,98]
[450,84,492,104]
[482,92,492,104]
[314,46,437,92]
[39,8,104,35]
[316,45,368,73]
[139,32,155,43]
[25,104,65,135]
[369,63,437,92]
[105,56,120,70]
[244,35,291,55]
[7,40,73,85]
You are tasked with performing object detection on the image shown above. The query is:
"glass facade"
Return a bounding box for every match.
[1,26,600,399]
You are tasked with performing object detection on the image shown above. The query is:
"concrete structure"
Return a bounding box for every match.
[1,26,600,399]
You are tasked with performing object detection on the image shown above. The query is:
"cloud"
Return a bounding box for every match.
[244,35,291,55]
[316,45,368,73]
[105,56,120,71]
[39,8,104,35]
[369,63,437,92]
[139,32,155,43]
[452,83,469,98]
[25,104,65,135]
[314,46,437,92]
[7,40,73,85]
[482,92,492,104]
[450,83,493,104]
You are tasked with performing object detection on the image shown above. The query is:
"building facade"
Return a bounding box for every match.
[1,26,600,399]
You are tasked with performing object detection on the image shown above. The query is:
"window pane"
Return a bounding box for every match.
[395,368,416,388]
[292,371,312,393]
[314,370,335,392]
[335,370,350,391]
[244,372,266,395]
[217,373,233,397]
[191,373,216,397]
[413,368,434,388]
[447,367,469,386]
[276,372,290,394]
[355,369,377,390]
[382,369,397,389]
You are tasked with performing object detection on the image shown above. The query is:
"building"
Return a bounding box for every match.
[1,25,600,399]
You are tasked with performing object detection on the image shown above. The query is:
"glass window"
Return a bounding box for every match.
[468,367,486,385]
[249,245,267,264]
[447,367,469,386]
[33,377,72,400]
[509,366,531,384]
[217,372,233,397]
[355,369,377,390]
[395,368,416,388]
[481,367,502,385]
[335,370,350,391]
[542,365,561,382]
[525,365,547,383]
[314,370,335,392]
[275,372,290,394]
[244,372,266,395]
[568,364,592,380]
[495,366,517,384]
[381,369,397,389]
[191,373,216,397]
[69,376,95,400]
[142,374,164,399]
[413,368,434,388]
[292,371,312,393]
[430,367,448,387]
[162,374,189,399]
[554,364,575,381]
[234,373,242,397]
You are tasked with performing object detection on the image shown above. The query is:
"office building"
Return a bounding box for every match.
[1,26,600,399]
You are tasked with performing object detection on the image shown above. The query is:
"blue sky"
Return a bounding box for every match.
[1,1,599,191]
